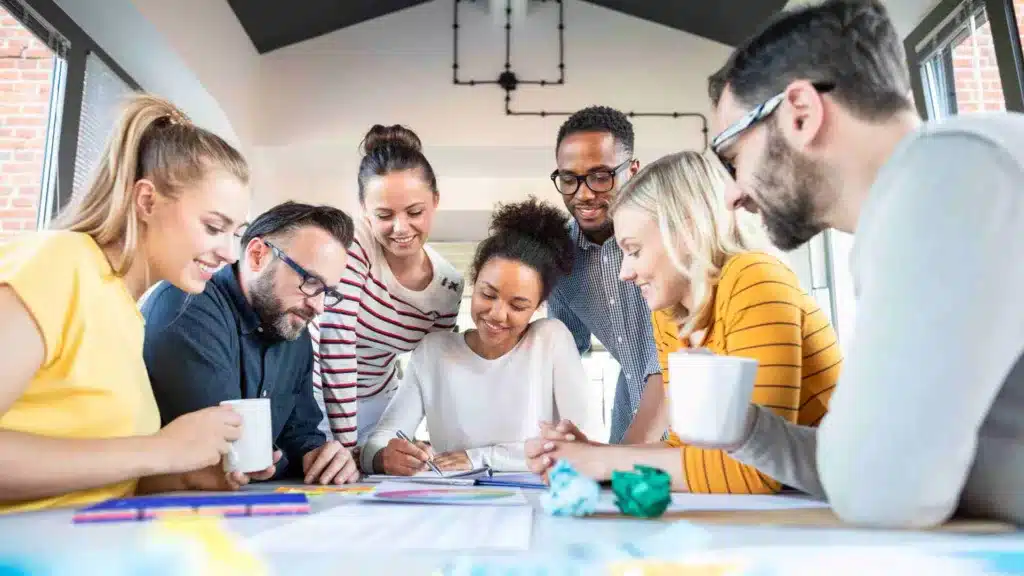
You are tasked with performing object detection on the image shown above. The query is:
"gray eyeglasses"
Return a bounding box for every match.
[711,82,835,178]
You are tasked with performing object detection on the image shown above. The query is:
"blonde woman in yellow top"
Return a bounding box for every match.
[0,95,270,513]
[525,151,842,494]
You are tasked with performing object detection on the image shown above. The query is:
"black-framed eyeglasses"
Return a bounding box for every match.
[550,157,634,197]
[710,82,835,179]
[261,239,343,307]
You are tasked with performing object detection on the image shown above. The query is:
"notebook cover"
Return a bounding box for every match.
[72,492,310,523]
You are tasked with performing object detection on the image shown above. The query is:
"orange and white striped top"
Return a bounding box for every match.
[654,251,842,494]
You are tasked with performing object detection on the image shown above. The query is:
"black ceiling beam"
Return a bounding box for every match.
[579,0,788,47]
[227,0,433,53]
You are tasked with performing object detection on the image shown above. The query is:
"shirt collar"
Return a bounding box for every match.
[212,264,262,335]
[568,218,618,253]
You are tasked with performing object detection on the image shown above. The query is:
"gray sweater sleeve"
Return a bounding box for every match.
[727,405,824,499]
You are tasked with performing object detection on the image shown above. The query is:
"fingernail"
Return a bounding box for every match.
[566,434,576,441]
[544,442,554,450]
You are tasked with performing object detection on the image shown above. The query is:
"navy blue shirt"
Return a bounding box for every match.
[141,265,326,478]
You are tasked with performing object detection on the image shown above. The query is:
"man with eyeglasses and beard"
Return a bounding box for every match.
[708,0,1024,528]
[544,106,664,445]
[142,201,361,489]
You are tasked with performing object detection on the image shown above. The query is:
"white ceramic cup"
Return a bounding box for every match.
[666,351,759,446]
[219,398,273,474]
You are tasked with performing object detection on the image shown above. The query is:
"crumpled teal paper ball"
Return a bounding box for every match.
[611,464,671,518]
[539,459,601,517]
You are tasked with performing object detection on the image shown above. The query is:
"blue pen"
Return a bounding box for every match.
[396,429,443,476]
[476,478,547,490]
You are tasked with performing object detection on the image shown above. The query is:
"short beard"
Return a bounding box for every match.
[753,125,829,251]
[249,267,306,341]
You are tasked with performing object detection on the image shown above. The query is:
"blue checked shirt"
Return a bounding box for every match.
[547,220,661,443]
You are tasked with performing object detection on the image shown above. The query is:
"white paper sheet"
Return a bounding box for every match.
[595,491,828,514]
[247,503,533,552]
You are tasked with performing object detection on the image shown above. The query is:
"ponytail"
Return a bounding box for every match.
[53,93,249,275]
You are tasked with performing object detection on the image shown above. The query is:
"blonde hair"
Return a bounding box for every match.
[53,93,249,276]
[609,151,773,339]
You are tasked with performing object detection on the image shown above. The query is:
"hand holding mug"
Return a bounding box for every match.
[152,405,241,474]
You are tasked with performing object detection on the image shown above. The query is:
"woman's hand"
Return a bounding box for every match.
[433,450,472,472]
[151,406,242,474]
[379,437,433,476]
[525,437,610,481]
[538,419,591,444]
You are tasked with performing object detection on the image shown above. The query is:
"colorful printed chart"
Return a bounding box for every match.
[370,482,527,506]
[273,485,375,497]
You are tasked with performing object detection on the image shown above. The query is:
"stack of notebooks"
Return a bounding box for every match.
[72,492,311,523]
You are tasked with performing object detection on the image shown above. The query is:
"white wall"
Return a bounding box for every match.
[129,0,260,152]
[252,0,732,226]
[52,0,248,149]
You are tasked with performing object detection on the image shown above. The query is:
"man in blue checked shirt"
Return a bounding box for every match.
[546,106,664,444]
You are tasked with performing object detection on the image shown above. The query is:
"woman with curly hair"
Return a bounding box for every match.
[361,198,603,475]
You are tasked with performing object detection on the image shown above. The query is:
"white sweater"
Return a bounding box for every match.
[361,319,604,473]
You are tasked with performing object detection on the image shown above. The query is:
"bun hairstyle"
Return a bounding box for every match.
[53,93,248,276]
[470,197,574,302]
[357,124,437,204]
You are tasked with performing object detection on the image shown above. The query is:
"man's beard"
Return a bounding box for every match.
[751,125,830,251]
[249,270,312,341]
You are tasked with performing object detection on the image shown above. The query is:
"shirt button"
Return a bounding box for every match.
[609,299,615,306]
[603,257,608,264]
[257,327,263,333]
[261,390,268,397]
[617,336,623,343]
[625,373,632,380]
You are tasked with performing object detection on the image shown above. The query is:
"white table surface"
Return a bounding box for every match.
[1,482,1022,575]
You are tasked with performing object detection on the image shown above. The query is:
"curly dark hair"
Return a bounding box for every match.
[555,105,635,156]
[470,198,574,302]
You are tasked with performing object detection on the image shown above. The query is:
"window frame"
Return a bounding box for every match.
[7,0,140,226]
[906,0,1024,118]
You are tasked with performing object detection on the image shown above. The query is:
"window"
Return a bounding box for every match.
[0,2,64,241]
[923,3,1006,116]
[72,52,134,200]
[909,0,1024,117]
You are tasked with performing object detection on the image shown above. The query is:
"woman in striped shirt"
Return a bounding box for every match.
[525,151,842,494]
[312,125,463,450]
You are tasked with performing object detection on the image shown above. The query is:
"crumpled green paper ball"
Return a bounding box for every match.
[611,464,671,518]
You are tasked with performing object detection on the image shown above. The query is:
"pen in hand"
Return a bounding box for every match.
[396,429,443,477]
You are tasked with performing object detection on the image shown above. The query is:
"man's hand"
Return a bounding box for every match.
[433,450,472,472]
[303,440,359,485]
[183,450,282,491]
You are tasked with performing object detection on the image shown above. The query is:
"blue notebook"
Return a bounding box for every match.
[72,492,310,523]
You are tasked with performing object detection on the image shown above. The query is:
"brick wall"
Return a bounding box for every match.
[0,11,53,241]
[951,0,1024,113]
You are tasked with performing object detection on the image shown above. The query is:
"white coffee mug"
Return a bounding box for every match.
[666,351,759,446]
[220,398,273,473]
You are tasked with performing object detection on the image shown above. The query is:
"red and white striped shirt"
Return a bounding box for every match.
[311,223,463,448]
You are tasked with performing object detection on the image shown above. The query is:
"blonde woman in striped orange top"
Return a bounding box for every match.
[525,151,842,495]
